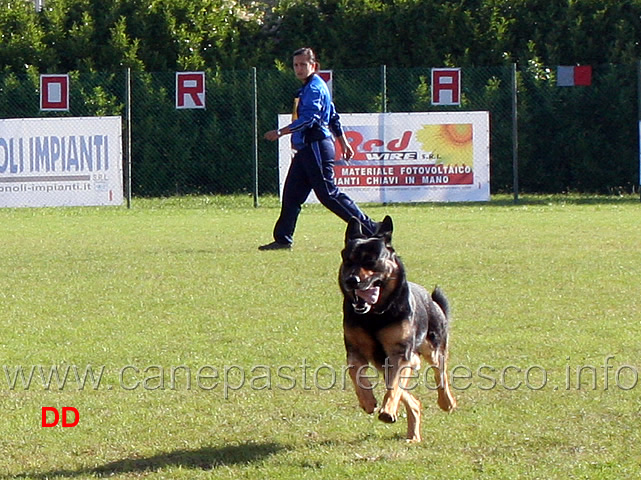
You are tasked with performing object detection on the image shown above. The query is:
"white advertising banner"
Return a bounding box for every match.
[0,116,123,207]
[278,111,490,203]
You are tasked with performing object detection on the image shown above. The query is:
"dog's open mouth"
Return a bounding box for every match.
[352,283,381,314]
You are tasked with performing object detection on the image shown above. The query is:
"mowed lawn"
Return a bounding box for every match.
[0,195,639,479]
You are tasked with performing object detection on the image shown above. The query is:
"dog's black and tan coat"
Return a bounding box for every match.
[339,215,456,442]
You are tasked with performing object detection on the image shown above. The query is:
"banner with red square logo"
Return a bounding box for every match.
[40,75,69,111]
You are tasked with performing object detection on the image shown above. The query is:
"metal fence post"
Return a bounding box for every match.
[381,64,388,204]
[638,60,641,202]
[125,68,132,208]
[381,64,387,113]
[512,63,519,204]
[252,67,259,207]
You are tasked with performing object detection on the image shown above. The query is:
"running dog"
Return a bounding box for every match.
[339,215,456,442]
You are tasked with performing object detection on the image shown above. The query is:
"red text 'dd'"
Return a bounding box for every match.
[41,407,79,427]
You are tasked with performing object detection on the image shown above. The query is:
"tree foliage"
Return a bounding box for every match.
[3,0,641,72]
[1,0,641,194]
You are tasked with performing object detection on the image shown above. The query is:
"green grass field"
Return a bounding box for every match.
[1,194,640,479]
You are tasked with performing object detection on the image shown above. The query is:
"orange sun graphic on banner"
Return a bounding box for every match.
[416,124,473,165]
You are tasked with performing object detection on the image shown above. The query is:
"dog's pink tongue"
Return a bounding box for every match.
[355,286,380,305]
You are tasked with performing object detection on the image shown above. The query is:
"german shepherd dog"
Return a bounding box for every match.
[339,215,456,442]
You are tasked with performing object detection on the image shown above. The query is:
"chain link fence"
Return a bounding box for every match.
[0,64,638,205]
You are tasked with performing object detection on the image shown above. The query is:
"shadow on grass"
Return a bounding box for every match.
[6,442,285,479]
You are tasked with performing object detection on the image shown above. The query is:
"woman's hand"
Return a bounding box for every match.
[264,130,280,141]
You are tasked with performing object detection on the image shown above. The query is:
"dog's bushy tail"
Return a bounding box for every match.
[431,286,450,319]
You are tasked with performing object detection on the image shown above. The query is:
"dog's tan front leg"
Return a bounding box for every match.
[347,354,377,414]
[378,353,418,424]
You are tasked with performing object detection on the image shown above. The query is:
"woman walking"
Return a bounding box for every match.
[260,47,378,250]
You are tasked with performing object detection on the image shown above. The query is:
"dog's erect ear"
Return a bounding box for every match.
[345,217,365,243]
[374,215,393,243]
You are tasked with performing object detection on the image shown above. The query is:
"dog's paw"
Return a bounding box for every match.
[361,403,377,415]
[357,392,377,414]
[438,391,457,412]
[405,434,421,443]
[378,411,396,424]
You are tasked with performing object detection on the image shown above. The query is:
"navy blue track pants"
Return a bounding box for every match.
[273,137,377,245]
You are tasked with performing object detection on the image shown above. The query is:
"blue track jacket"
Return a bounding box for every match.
[288,74,345,150]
